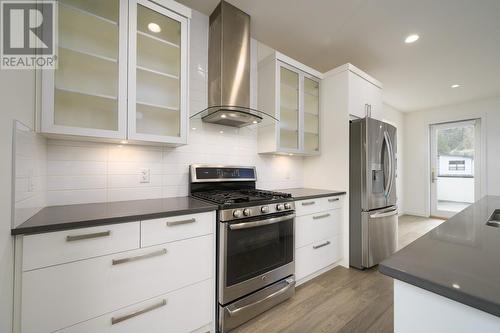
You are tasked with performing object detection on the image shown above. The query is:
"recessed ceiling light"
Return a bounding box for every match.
[252,120,258,124]
[405,34,420,44]
[220,114,227,118]
[120,140,128,144]
[148,23,161,33]
[191,127,196,130]
[219,130,224,134]
[451,84,461,88]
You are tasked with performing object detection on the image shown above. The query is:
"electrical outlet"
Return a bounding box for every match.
[140,168,150,184]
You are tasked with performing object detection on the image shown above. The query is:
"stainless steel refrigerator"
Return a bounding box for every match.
[350,117,398,269]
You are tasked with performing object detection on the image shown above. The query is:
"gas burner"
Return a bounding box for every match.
[192,189,292,205]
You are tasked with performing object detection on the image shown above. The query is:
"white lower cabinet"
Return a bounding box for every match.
[58,278,213,333]
[295,235,341,281]
[16,211,216,333]
[294,195,343,284]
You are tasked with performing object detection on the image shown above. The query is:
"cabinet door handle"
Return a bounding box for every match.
[66,230,111,242]
[111,299,167,325]
[313,241,331,249]
[328,198,339,202]
[112,248,167,266]
[301,201,316,206]
[166,218,196,227]
[313,213,330,220]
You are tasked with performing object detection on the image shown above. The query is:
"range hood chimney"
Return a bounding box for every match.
[191,1,277,128]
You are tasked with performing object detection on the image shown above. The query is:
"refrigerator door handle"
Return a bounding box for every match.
[370,208,398,219]
[383,131,393,197]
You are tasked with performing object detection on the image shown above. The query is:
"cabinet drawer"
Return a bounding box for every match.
[295,198,322,216]
[58,278,213,333]
[295,235,341,281]
[321,196,343,211]
[21,234,214,333]
[22,222,140,271]
[295,209,341,248]
[141,211,215,247]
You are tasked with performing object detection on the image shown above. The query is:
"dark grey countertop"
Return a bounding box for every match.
[279,188,346,200]
[379,196,500,317]
[12,197,218,235]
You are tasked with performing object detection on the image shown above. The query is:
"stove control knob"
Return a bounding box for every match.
[261,206,269,213]
[233,209,242,218]
[243,208,251,216]
[276,203,285,211]
[284,202,292,210]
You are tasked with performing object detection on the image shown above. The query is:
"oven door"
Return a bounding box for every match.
[219,212,295,305]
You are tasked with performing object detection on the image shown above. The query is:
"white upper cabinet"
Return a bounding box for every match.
[347,66,383,120]
[40,0,190,145]
[258,52,321,155]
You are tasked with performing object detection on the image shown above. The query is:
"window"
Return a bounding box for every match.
[449,160,465,171]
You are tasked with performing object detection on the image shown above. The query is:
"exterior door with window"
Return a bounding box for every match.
[430,120,480,218]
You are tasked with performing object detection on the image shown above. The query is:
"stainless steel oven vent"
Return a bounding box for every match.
[190,1,277,128]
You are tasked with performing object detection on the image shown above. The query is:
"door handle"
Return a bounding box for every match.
[112,248,167,266]
[370,209,398,219]
[229,214,295,230]
[111,299,167,325]
[226,277,295,317]
[66,230,111,242]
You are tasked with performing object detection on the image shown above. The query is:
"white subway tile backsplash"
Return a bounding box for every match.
[47,161,107,176]
[107,187,163,202]
[47,189,107,206]
[47,175,107,191]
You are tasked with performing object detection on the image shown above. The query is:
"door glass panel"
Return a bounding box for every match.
[54,0,120,130]
[435,123,475,214]
[225,218,293,287]
[304,77,319,152]
[280,67,299,150]
[136,4,181,137]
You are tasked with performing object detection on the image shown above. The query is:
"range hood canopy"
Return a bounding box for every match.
[190,1,278,128]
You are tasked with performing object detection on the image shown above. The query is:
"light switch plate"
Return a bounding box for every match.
[140,168,150,183]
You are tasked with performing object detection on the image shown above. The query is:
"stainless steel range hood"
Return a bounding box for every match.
[190,1,277,128]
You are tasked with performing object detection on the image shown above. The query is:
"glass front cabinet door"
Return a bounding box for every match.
[40,0,189,145]
[258,53,321,155]
[128,0,188,144]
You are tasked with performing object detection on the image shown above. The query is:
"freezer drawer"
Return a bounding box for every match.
[362,207,398,268]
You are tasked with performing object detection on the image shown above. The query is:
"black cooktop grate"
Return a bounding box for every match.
[192,189,291,205]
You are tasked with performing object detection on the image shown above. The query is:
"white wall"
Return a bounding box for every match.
[0,70,36,333]
[383,103,405,214]
[403,96,500,216]
[13,122,47,227]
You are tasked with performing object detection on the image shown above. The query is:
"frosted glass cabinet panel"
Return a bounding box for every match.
[258,53,321,155]
[128,0,188,144]
[40,0,190,146]
[304,77,320,152]
[279,66,300,150]
[42,0,127,138]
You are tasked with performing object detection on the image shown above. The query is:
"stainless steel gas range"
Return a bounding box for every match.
[190,165,295,333]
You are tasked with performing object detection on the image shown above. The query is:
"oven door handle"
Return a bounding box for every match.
[226,277,295,317]
[229,214,296,230]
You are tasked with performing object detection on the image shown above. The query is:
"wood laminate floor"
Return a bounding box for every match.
[232,215,445,333]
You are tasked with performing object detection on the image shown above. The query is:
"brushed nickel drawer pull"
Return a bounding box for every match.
[111,299,167,325]
[112,249,167,266]
[313,213,331,220]
[313,241,331,249]
[301,201,316,206]
[328,198,339,202]
[66,230,111,242]
[166,218,196,227]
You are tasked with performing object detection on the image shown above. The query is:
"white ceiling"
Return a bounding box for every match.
[177,0,500,112]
